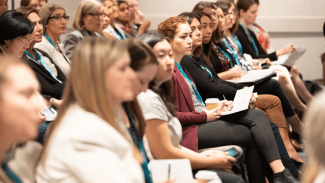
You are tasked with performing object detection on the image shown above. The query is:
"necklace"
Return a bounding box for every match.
[0,46,8,57]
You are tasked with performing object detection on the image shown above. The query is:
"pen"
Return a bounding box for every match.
[167,163,171,181]
[223,95,226,101]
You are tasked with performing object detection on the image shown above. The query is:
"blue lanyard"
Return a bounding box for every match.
[231,34,243,57]
[222,37,240,66]
[200,65,213,78]
[43,33,70,64]
[189,55,213,78]
[2,163,23,183]
[216,45,234,68]
[123,104,153,183]
[114,28,126,40]
[239,22,259,56]
[25,49,61,83]
[175,61,206,107]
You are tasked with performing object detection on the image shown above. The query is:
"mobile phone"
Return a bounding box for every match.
[40,107,57,121]
[228,147,239,157]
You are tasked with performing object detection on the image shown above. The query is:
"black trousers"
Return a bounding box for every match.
[254,79,296,118]
[198,109,281,183]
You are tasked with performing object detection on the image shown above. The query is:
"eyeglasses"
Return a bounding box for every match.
[85,13,104,19]
[16,37,33,46]
[224,10,237,17]
[30,4,41,8]
[48,16,70,21]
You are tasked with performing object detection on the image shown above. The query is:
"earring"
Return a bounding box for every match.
[5,45,8,48]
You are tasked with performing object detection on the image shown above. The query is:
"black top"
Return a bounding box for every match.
[180,55,246,101]
[22,49,66,100]
[206,43,237,74]
[235,24,277,61]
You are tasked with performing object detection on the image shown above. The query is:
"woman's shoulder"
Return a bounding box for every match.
[51,104,127,146]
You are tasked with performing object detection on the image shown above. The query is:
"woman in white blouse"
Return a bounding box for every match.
[35,3,70,77]
[36,37,144,183]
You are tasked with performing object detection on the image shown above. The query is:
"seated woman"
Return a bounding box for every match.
[16,6,65,109]
[156,15,298,183]
[0,10,33,58]
[36,37,144,182]
[64,0,103,59]
[35,3,70,77]
[103,0,128,40]
[235,0,313,107]
[121,39,159,183]
[101,6,116,39]
[191,5,305,155]
[0,57,44,183]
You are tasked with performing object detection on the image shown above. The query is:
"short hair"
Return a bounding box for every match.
[193,1,217,12]
[72,0,103,30]
[16,6,39,18]
[157,16,187,40]
[20,0,31,6]
[0,10,34,45]
[236,0,259,16]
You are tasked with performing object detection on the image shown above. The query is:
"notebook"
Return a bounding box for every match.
[222,86,255,115]
[226,71,276,85]
[272,46,306,66]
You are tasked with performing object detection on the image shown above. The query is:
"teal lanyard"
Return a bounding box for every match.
[123,104,153,183]
[43,33,70,64]
[216,45,234,68]
[231,34,243,57]
[25,49,61,83]
[175,61,206,106]
[189,55,213,78]
[239,22,259,55]
[2,163,23,183]
[200,65,213,78]
[114,28,126,40]
[222,37,240,66]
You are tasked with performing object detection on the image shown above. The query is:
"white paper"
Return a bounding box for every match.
[222,86,255,115]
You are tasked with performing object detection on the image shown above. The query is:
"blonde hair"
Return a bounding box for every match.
[302,91,325,183]
[38,37,139,165]
[72,0,103,30]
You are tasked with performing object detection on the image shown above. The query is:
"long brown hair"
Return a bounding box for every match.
[38,37,134,164]
[122,38,159,138]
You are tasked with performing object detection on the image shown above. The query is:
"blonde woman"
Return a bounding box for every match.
[302,91,325,183]
[63,0,104,59]
[36,37,144,183]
